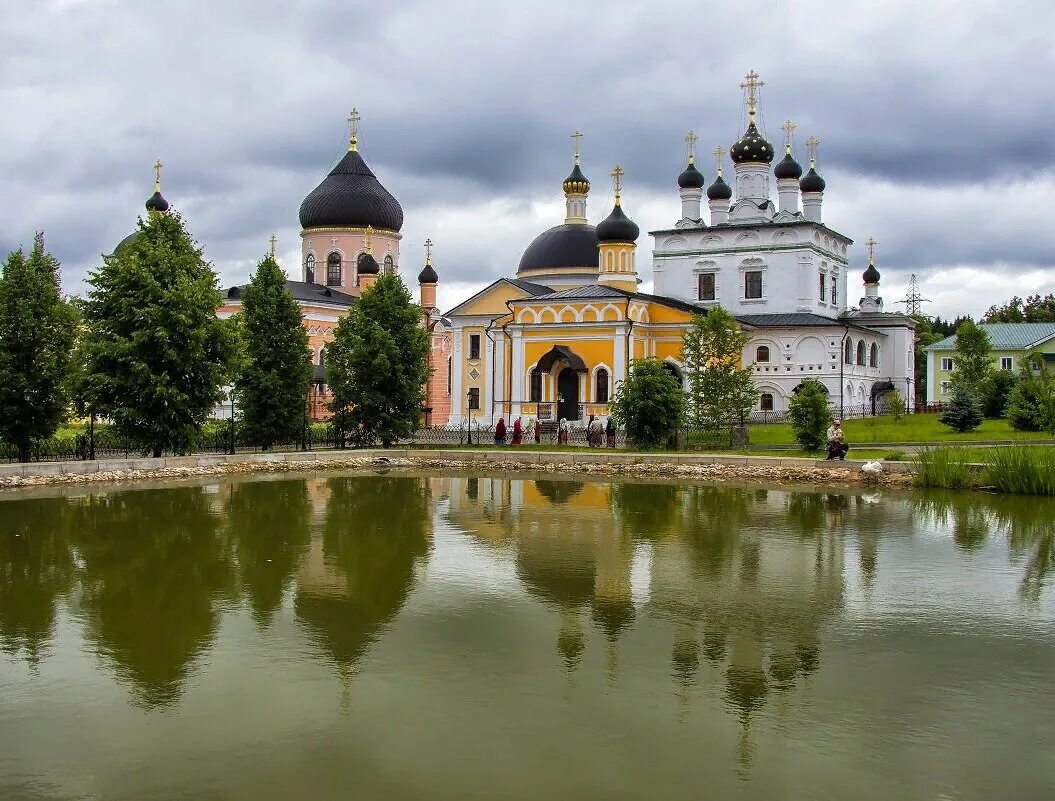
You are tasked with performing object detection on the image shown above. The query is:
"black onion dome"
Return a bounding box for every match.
[707,174,732,201]
[730,121,775,164]
[596,203,640,243]
[299,149,404,232]
[357,253,379,275]
[774,151,803,179]
[518,224,599,271]
[145,191,170,212]
[562,163,590,195]
[799,166,826,193]
[418,262,438,284]
[863,263,881,284]
[677,161,705,189]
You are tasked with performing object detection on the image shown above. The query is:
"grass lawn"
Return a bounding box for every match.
[749,414,1055,446]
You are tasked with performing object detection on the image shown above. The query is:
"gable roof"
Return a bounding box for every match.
[924,323,1055,352]
[224,280,356,308]
[444,277,553,317]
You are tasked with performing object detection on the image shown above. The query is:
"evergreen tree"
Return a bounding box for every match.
[951,318,992,396]
[786,379,831,451]
[682,306,757,429]
[325,273,429,447]
[609,359,684,450]
[939,385,982,432]
[978,369,1018,418]
[0,235,79,462]
[80,210,237,457]
[235,254,313,448]
[885,388,906,422]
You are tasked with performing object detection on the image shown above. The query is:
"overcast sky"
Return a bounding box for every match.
[3,0,1054,318]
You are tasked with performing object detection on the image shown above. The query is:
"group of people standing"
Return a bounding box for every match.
[492,415,616,447]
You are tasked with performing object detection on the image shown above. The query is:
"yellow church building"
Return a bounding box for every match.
[445,155,699,426]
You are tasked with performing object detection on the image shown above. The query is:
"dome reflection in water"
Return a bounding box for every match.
[0,474,1052,800]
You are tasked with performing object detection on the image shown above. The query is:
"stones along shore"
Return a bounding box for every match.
[0,449,913,491]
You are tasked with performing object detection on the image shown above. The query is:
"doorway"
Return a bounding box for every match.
[557,368,580,421]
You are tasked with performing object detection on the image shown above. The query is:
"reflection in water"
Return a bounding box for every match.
[71,487,236,707]
[295,476,430,674]
[0,475,1053,799]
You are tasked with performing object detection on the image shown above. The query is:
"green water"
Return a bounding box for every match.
[1,473,1053,800]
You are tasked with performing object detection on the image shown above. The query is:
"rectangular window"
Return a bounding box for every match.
[940,381,952,395]
[744,271,763,300]
[831,278,838,305]
[940,357,955,371]
[818,272,827,302]
[698,273,715,301]
[468,334,481,360]
[1000,357,1014,371]
[446,357,452,396]
[467,387,480,410]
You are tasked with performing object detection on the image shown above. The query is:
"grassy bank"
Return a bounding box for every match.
[913,445,1055,495]
[751,414,1053,446]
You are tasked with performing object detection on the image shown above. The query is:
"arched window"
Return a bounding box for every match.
[756,345,770,363]
[856,340,866,366]
[760,392,774,411]
[319,348,325,367]
[596,368,610,403]
[326,252,342,286]
[305,253,316,284]
[869,342,879,367]
[384,254,394,275]
[844,338,853,365]
[530,368,543,402]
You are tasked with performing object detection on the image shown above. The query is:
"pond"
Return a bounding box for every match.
[0,473,1053,800]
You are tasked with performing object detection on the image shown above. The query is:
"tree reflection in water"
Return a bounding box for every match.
[70,486,236,708]
[294,476,430,676]
[227,478,312,627]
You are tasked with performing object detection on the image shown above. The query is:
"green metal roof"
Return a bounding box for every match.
[924,323,1055,352]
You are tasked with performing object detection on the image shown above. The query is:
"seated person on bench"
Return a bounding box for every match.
[826,419,849,460]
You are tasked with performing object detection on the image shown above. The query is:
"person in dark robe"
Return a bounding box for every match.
[494,418,507,445]
[511,417,523,445]
[606,417,616,448]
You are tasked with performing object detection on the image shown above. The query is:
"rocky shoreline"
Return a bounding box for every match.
[0,453,912,490]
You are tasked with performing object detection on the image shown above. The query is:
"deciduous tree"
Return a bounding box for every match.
[787,380,831,451]
[682,306,757,430]
[325,273,430,447]
[80,210,237,457]
[609,359,684,450]
[0,234,79,462]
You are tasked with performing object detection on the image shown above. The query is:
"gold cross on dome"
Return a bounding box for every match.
[348,108,361,151]
[424,237,433,265]
[684,130,698,164]
[781,120,795,151]
[865,237,877,264]
[805,135,820,166]
[740,69,764,115]
[611,164,624,201]
[269,234,277,258]
[571,130,583,164]
[713,145,726,175]
[153,158,163,191]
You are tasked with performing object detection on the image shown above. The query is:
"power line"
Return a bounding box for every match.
[895,274,932,316]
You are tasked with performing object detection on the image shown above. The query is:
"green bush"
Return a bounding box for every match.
[986,446,1055,495]
[1006,377,1054,432]
[939,385,982,432]
[913,446,980,489]
[979,370,1018,418]
[786,380,831,451]
[610,359,684,450]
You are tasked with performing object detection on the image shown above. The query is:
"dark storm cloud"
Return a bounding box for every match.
[1,0,1054,314]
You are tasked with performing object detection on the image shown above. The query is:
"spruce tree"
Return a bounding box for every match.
[0,234,79,462]
[236,254,313,448]
[682,306,757,430]
[80,210,237,457]
[939,385,982,432]
[325,273,429,447]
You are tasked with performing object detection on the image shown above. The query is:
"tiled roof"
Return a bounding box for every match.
[737,312,882,335]
[224,280,356,308]
[924,323,1055,351]
[506,278,553,296]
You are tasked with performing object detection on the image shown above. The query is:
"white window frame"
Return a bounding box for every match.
[940,357,955,372]
[1000,357,1014,371]
[738,259,767,304]
[940,381,952,395]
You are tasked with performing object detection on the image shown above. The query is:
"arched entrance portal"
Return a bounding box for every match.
[662,362,684,387]
[557,368,580,421]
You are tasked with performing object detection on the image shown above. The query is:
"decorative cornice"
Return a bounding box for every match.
[300,226,402,239]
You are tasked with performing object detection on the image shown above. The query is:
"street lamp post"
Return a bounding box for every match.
[466,389,473,445]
